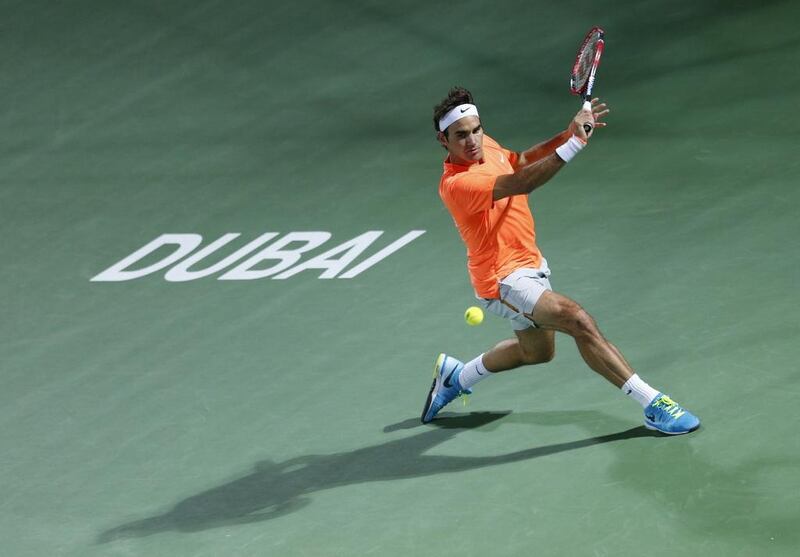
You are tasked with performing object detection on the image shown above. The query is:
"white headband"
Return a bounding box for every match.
[438,103,479,132]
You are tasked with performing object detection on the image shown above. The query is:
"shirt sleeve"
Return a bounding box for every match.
[442,172,496,215]
[505,148,520,169]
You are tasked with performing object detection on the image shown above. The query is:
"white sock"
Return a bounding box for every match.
[621,374,660,408]
[458,354,491,390]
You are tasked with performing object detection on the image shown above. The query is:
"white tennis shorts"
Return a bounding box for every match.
[477,259,552,331]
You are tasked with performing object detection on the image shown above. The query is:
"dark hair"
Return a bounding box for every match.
[432,86,475,137]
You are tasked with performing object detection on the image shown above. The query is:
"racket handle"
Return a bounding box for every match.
[582,100,593,133]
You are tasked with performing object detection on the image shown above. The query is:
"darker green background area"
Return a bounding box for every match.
[1,1,798,555]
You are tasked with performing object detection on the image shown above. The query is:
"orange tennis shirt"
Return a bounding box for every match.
[439,135,542,299]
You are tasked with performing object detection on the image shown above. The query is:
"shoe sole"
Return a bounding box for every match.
[420,353,446,423]
[644,420,701,435]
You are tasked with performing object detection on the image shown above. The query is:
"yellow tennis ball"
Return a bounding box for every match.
[465,306,484,326]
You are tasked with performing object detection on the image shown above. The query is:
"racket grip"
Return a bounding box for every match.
[582,100,593,133]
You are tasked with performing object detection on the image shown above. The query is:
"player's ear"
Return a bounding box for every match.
[437,131,448,149]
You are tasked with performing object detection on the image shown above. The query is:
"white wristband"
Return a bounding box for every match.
[555,135,586,163]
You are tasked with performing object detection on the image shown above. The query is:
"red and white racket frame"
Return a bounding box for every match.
[570,27,605,131]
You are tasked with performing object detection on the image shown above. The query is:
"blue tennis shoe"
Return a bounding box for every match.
[421,353,471,423]
[644,394,700,435]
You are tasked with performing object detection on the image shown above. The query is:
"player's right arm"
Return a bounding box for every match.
[493,106,597,201]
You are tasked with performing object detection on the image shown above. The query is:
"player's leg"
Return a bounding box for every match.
[528,291,631,387]
[452,327,555,400]
[420,329,555,424]
[481,327,555,372]
[421,267,554,423]
[528,290,700,434]
[455,271,557,391]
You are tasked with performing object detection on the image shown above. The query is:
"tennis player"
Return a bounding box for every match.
[421,87,700,435]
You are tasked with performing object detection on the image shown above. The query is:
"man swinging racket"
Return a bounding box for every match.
[420,86,700,435]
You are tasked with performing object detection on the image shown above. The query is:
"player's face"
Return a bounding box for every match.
[439,116,484,164]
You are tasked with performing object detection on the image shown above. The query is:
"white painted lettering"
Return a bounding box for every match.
[91,230,427,282]
[218,232,331,280]
[273,231,383,279]
[164,233,278,282]
[90,234,203,282]
[338,230,426,278]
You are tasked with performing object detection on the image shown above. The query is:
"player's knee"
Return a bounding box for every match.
[559,303,598,339]
[572,309,600,339]
[536,345,556,364]
[519,342,555,365]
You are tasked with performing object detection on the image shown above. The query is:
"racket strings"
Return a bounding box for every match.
[573,36,600,89]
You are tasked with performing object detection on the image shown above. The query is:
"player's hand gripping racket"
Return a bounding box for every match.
[570,27,605,134]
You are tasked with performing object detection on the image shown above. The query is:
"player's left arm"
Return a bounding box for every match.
[514,130,572,168]
[513,99,609,168]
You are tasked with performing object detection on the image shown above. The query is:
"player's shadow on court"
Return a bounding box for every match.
[98,411,655,542]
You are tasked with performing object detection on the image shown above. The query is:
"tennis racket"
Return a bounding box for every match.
[570,27,605,133]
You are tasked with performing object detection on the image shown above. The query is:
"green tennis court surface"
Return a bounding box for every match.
[2,1,799,555]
